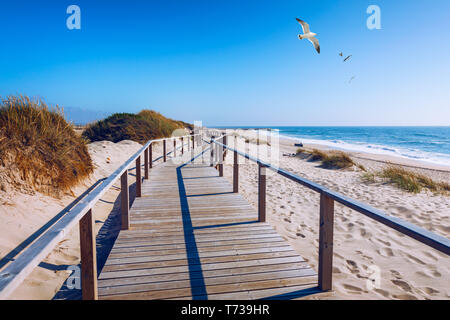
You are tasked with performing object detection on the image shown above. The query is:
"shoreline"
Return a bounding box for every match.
[280,134,450,173]
[211,128,450,173]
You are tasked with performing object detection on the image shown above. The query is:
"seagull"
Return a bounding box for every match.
[296,18,320,54]
[343,55,352,62]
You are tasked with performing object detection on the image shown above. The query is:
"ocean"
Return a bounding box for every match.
[218,126,450,167]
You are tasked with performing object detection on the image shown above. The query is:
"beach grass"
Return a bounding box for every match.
[297,148,355,169]
[359,165,449,194]
[0,95,93,196]
[380,166,449,194]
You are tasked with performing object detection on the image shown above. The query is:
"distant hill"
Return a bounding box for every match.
[82,110,192,144]
[62,106,110,126]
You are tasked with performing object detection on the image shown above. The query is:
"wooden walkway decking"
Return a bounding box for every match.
[98,154,318,300]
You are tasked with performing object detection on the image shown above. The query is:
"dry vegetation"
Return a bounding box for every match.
[0,95,93,197]
[82,110,191,144]
[374,165,449,194]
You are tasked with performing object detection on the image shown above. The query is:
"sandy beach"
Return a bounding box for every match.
[220,129,450,299]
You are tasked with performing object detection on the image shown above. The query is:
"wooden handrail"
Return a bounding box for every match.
[208,136,450,292]
[0,133,200,300]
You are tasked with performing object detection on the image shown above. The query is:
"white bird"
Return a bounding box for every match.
[296,18,320,54]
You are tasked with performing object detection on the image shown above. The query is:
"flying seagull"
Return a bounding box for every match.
[343,55,352,62]
[296,18,320,54]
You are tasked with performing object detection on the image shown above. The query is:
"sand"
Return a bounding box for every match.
[220,130,450,300]
[0,140,167,300]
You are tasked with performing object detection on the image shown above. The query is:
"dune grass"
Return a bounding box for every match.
[82,110,191,144]
[0,95,93,196]
[297,148,355,169]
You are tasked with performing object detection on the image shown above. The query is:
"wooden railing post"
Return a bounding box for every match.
[144,147,149,180]
[149,144,153,169]
[258,164,266,222]
[79,209,98,300]
[223,135,227,162]
[181,137,184,155]
[233,150,238,193]
[163,140,166,162]
[218,138,224,177]
[210,136,215,167]
[318,193,335,291]
[173,139,176,157]
[136,156,141,197]
[120,171,129,230]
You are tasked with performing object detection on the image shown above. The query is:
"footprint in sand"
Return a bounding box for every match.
[346,260,359,274]
[377,247,394,257]
[421,287,440,295]
[405,253,426,265]
[391,280,412,292]
[374,289,390,298]
[296,232,306,238]
[343,284,363,293]
[392,294,418,300]
[390,270,402,279]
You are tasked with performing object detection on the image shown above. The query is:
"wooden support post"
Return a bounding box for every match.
[181,137,184,155]
[173,139,176,157]
[210,136,215,167]
[144,147,149,180]
[258,164,266,222]
[191,132,195,149]
[223,134,227,161]
[149,144,153,168]
[136,156,141,198]
[163,140,166,162]
[120,171,129,230]
[318,193,335,291]
[79,209,98,300]
[233,150,239,193]
[218,140,223,177]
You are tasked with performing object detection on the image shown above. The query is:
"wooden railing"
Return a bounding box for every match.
[207,134,450,292]
[0,132,200,300]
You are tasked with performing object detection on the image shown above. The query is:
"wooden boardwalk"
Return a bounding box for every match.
[98,154,318,300]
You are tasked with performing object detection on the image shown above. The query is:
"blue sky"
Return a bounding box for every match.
[0,0,449,126]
